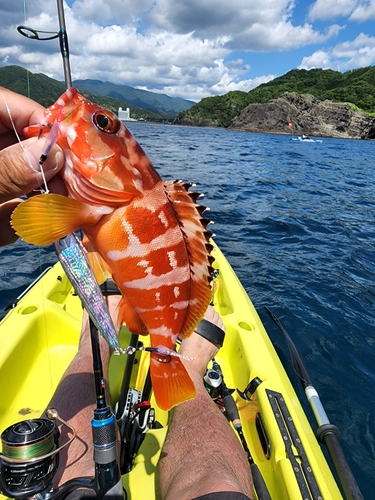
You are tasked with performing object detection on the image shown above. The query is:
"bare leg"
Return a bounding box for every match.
[50,302,253,498]
[50,296,120,486]
[158,308,254,500]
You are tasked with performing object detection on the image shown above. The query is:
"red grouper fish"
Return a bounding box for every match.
[11,87,214,411]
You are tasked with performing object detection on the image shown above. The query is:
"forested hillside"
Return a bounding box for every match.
[175,66,375,127]
[0,66,183,120]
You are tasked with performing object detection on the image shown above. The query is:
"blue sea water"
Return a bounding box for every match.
[0,124,374,498]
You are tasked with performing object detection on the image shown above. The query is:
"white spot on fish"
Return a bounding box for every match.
[136,304,165,314]
[122,266,189,290]
[138,260,149,267]
[145,266,154,276]
[170,300,189,309]
[149,325,174,339]
[66,88,75,99]
[66,125,77,144]
[108,226,182,260]
[155,292,161,303]
[167,251,178,269]
[158,210,169,228]
[121,220,141,246]
[173,286,180,298]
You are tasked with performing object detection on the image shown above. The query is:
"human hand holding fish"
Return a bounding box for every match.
[0,87,66,246]
[10,87,215,411]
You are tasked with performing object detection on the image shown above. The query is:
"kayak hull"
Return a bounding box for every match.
[0,243,342,499]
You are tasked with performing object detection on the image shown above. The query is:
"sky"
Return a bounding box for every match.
[0,0,375,102]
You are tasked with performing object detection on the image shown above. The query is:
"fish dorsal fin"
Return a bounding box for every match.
[82,234,112,285]
[11,193,112,246]
[164,180,214,338]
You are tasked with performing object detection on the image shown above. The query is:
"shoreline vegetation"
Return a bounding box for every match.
[174,66,375,139]
[1,65,375,139]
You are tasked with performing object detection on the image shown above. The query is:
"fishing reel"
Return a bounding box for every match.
[0,409,75,499]
[204,368,223,400]
[116,388,155,474]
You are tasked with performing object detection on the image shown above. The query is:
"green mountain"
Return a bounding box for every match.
[175,66,375,127]
[73,79,195,114]
[0,65,66,107]
[0,65,193,120]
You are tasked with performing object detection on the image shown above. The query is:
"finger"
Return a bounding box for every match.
[0,137,64,204]
[0,87,45,135]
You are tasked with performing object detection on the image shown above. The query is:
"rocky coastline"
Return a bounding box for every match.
[229,92,375,140]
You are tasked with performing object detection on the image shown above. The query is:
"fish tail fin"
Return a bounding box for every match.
[150,353,196,411]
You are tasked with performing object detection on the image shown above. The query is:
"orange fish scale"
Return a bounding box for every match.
[125,203,178,244]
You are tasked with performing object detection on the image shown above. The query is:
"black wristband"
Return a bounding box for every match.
[194,318,225,347]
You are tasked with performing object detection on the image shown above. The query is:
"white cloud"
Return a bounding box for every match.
[309,0,375,22]
[0,0,373,101]
[308,0,359,21]
[351,1,375,20]
[299,50,333,69]
[148,0,339,52]
[299,32,375,71]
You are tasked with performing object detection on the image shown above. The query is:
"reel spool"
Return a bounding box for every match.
[0,418,59,497]
[0,409,75,499]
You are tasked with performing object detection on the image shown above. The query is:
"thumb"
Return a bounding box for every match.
[0,137,64,204]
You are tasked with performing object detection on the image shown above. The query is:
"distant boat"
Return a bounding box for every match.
[291,136,323,143]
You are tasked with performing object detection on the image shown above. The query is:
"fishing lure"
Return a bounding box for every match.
[54,233,126,354]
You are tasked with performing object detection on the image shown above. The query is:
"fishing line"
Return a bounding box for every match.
[22,0,31,99]
[2,97,50,194]
[12,0,55,400]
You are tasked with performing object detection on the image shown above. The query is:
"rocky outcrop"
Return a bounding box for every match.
[229,92,375,139]
[174,116,220,127]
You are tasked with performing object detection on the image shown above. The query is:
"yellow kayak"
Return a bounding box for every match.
[0,242,346,499]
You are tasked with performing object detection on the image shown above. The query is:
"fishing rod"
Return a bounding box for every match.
[51,1,124,497]
[89,319,124,499]
[265,307,364,500]
[18,0,72,88]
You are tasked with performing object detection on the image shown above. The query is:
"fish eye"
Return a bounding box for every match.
[93,111,121,134]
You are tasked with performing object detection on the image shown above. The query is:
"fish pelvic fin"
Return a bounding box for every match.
[150,353,196,411]
[118,295,148,336]
[82,234,112,285]
[11,193,110,246]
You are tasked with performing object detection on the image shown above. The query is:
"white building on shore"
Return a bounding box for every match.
[118,107,131,121]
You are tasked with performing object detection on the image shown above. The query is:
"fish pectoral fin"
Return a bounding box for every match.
[118,296,148,335]
[150,354,196,411]
[11,193,108,246]
[82,234,112,285]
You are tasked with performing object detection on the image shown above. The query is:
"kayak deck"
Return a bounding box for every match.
[0,243,343,499]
